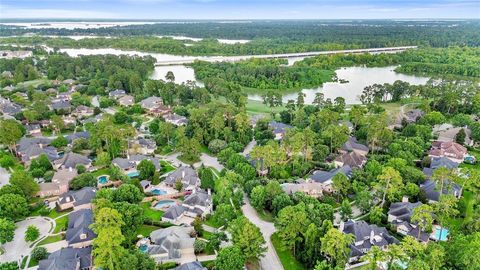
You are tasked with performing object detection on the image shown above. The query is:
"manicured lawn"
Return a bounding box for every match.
[38,235,63,246]
[28,257,39,267]
[204,217,221,228]
[141,202,164,220]
[160,160,176,174]
[53,215,69,233]
[246,99,285,115]
[177,154,200,165]
[257,209,275,223]
[136,225,162,237]
[271,232,307,270]
[30,206,71,219]
[92,167,111,178]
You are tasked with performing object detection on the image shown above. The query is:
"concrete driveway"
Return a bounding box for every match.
[194,153,224,171]
[0,217,53,264]
[0,167,11,188]
[241,196,284,270]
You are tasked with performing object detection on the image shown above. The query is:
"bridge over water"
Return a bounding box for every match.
[155,46,417,66]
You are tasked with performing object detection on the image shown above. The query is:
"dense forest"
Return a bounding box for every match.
[1,20,480,56]
[1,20,480,47]
[191,58,334,91]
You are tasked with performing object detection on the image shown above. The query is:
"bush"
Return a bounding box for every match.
[31,247,48,261]
[0,155,15,168]
[38,207,51,216]
[25,225,40,242]
[193,239,207,254]
[43,171,54,182]
[208,139,227,154]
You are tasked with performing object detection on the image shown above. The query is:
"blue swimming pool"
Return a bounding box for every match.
[139,244,148,253]
[98,175,108,184]
[433,227,449,241]
[127,171,140,178]
[154,200,176,209]
[151,189,167,195]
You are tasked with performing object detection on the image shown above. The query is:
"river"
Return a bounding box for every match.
[46,47,429,104]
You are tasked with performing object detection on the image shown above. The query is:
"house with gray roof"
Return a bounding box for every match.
[341,137,369,156]
[0,101,22,116]
[308,165,352,193]
[65,132,90,145]
[57,187,96,211]
[269,121,292,140]
[420,180,461,203]
[112,155,161,177]
[404,109,424,123]
[16,137,58,164]
[38,168,78,198]
[164,166,200,191]
[341,220,399,264]
[146,226,195,263]
[140,96,163,111]
[334,151,367,168]
[176,262,207,270]
[388,200,430,242]
[51,100,72,111]
[38,246,92,270]
[24,124,42,136]
[109,89,126,99]
[422,157,459,178]
[163,113,187,126]
[162,189,212,224]
[129,137,157,155]
[65,209,96,248]
[53,152,91,170]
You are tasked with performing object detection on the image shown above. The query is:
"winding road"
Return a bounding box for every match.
[241,196,284,270]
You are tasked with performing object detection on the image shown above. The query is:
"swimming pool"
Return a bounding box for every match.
[139,244,148,253]
[433,227,449,241]
[151,189,167,195]
[154,200,176,209]
[97,175,108,185]
[127,171,140,178]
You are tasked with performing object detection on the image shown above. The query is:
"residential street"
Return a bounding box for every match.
[241,196,284,270]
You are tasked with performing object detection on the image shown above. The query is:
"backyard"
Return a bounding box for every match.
[271,232,307,270]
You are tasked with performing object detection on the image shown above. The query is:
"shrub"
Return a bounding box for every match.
[25,225,40,242]
[31,247,48,261]
[193,239,207,254]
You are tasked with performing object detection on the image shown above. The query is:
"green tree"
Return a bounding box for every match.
[95,151,111,168]
[9,169,39,199]
[0,194,29,220]
[369,206,384,225]
[434,195,459,241]
[362,246,386,270]
[31,247,48,261]
[215,246,246,270]
[340,199,352,221]
[137,159,155,180]
[275,203,310,256]
[332,173,350,198]
[0,120,24,154]
[320,228,354,266]
[212,203,237,227]
[51,136,68,148]
[112,184,144,204]
[25,225,40,242]
[228,216,267,263]
[411,204,434,238]
[194,239,207,254]
[375,167,403,207]
[0,218,15,244]
[250,185,267,210]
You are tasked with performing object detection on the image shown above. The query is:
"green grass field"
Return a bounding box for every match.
[141,202,164,220]
[38,235,63,246]
[53,215,68,233]
[136,224,162,237]
[271,232,307,270]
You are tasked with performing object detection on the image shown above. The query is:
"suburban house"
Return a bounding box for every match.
[112,154,161,177]
[118,94,135,106]
[51,100,72,111]
[128,138,157,155]
[164,166,200,191]
[388,200,430,242]
[38,246,93,270]
[163,113,188,126]
[140,96,163,112]
[307,165,353,193]
[281,181,325,198]
[38,168,78,198]
[53,152,92,170]
[339,120,354,133]
[341,220,399,264]
[435,125,474,146]
[269,121,292,140]
[16,137,59,164]
[404,109,424,123]
[340,137,369,156]
[420,180,462,203]
[24,124,42,137]
[0,98,22,116]
[57,187,97,211]
[146,226,196,264]
[422,156,459,178]
[66,209,96,248]
[162,189,213,224]
[176,262,207,270]
[62,115,77,126]
[428,141,467,163]
[109,89,126,99]
[72,105,94,118]
[334,151,367,168]
[65,131,90,146]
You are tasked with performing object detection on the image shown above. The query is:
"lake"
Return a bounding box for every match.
[248,66,430,104]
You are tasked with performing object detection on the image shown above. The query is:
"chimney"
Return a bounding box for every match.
[370,230,375,244]
[339,221,345,232]
[182,170,185,178]
[402,196,409,203]
[69,167,73,172]
[207,188,211,196]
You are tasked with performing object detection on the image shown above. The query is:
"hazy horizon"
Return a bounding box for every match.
[1,0,479,20]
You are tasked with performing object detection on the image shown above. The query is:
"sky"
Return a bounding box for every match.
[1,0,479,19]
